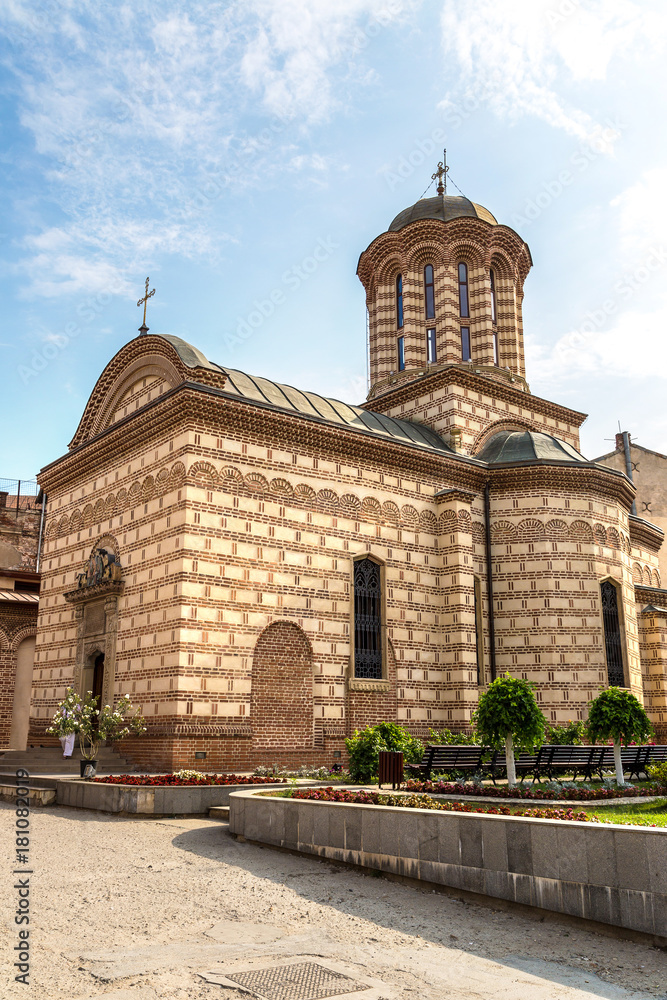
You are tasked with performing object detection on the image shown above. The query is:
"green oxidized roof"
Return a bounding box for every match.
[475,430,589,465]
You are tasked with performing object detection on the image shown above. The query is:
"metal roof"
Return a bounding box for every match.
[0,590,39,604]
[475,430,590,465]
[388,195,498,233]
[219,368,455,456]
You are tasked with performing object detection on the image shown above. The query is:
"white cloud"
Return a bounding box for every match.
[439,0,666,146]
[1,1,405,300]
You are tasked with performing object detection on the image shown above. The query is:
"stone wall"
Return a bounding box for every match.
[229,789,667,944]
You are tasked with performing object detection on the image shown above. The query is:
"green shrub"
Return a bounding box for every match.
[647,762,667,787]
[545,720,587,745]
[344,722,423,783]
[427,727,479,746]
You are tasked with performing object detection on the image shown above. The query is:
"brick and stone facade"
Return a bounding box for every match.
[25,188,667,768]
[0,487,42,748]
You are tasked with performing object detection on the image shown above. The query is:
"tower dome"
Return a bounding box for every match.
[388,195,498,232]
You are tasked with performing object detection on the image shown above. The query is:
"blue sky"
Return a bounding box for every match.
[2,0,667,479]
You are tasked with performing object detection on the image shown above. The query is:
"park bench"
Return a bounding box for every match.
[485,749,540,784]
[647,745,667,767]
[599,745,653,782]
[405,744,483,781]
[538,745,606,782]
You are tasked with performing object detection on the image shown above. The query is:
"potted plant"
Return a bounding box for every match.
[586,686,653,786]
[48,687,147,778]
[473,673,546,788]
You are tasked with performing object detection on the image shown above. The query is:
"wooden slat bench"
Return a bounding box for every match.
[405,745,483,781]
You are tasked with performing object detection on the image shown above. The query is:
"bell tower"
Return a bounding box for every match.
[355,170,587,454]
[357,183,532,401]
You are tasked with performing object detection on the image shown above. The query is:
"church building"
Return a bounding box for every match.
[25,173,667,770]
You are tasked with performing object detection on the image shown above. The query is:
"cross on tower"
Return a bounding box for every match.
[137,277,156,335]
[432,152,449,196]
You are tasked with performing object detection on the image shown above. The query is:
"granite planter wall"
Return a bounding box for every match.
[229,789,667,944]
[55,779,291,815]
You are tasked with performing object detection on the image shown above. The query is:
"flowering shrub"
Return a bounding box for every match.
[253,764,347,780]
[47,686,146,761]
[93,773,288,786]
[281,786,594,822]
[402,778,667,800]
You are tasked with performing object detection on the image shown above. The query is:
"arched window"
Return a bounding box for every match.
[397,335,405,371]
[474,577,484,686]
[489,268,497,324]
[458,262,469,318]
[424,264,435,319]
[426,327,437,364]
[601,581,625,686]
[490,268,499,365]
[354,557,383,679]
[396,274,404,329]
[460,326,471,362]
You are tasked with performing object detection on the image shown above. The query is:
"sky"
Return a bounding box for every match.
[1,0,667,481]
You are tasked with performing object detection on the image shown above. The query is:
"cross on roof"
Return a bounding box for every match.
[137,277,156,335]
[432,152,449,195]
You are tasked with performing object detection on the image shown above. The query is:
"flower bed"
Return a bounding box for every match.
[281,786,593,822]
[93,773,287,786]
[403,779,667,800]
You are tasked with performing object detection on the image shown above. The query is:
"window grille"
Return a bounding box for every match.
[601,581,625,686]
[354,558,382,679]
[396,274,404,328]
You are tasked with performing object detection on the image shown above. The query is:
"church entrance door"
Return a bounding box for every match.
[92,653,105,730]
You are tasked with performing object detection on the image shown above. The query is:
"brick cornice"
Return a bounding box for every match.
[489,462,636,510]
[629,515,664,552]
[39,381,491,495]
[363,364,587,429]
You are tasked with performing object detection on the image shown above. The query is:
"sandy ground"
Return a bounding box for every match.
[1,801,665,1000]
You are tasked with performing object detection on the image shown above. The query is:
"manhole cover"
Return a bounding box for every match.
[224,961,370,1000]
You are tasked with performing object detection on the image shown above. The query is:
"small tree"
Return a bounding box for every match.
[344,722,423,783]
[586,687,653,786]
[473,674,545,787]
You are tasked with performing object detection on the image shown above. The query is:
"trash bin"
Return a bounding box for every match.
[378,751,403,790]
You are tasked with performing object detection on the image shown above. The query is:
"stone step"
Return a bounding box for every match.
[208,805,230,820]
[0,783,56,806]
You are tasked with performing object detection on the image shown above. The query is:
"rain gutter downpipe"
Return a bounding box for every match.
[621,431,637,516]
[484,482,497,683]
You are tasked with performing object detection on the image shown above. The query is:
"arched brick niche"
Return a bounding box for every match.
[251,622,314,751]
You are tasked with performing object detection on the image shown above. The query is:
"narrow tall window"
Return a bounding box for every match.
[461,326,471,362]
[354,558,382,679]
[458,262,469,318]
[493,330,499,366]
[601,581,625,686]
[426,327,437,364]
[397,335,405,371]
[474,577,484,686]
[424,264,435,319]
[489,268,497,324]
[396,274,404,329]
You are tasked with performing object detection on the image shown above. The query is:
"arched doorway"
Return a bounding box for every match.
[9,636,36,750]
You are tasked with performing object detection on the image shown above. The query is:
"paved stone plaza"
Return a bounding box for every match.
[1,802,665,1000]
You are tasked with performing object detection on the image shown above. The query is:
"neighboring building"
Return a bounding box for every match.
[25,180,667,771]
[0,481,42,749]
[594,435,667,585]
